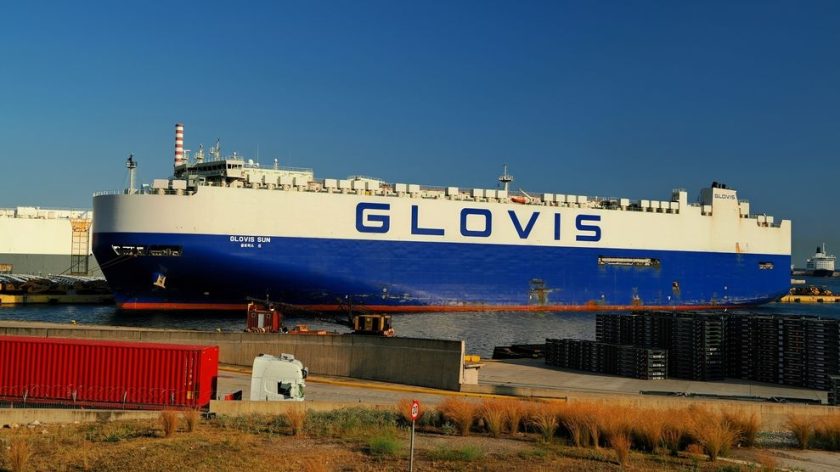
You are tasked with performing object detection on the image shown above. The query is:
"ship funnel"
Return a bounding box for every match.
[174,123,185,168]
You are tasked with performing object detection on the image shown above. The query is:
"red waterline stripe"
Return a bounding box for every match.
[118,301,750,313]
[118,301,249,311]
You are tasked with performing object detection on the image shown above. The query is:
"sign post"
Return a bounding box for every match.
[409,399,419,472]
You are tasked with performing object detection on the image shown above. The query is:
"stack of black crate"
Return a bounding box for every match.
[565,312,840,394]
[778,317,806,387]
[595,314,623,344]
[667,313,725,381]
[725,314,781,384]
[544,336,667,380]
[725,315,753,379]
[803,318,840,390]
[828,376,840,406]
[634,312,671,349]
[751,315,781,384]
[616,344,667,380]
[545,338,562,367]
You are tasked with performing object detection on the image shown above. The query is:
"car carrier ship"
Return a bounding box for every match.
[0,207,97,276]
[91,124,792,312]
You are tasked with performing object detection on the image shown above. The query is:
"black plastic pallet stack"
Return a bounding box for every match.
[725,314,781,383]
[668,314,724,381]
[751,315,781,384]
[779,317,806,387]
[803,318,840,390]
[725,315,753,379]
[828,375,840,406]
[544,338,667,380]
[545,338,563,367]
[595,314,624,344]
[633,313,671,349]
[554,312,840,395]
[616,344,667,380]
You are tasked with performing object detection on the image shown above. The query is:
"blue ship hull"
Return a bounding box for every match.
[93,232,791,311]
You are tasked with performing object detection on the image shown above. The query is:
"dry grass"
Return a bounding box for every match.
[785,414,812,449]
[0,402,793,472]
[438,397,478,436]
[685,443,705,456]
[753,450,778,471]
[183,408,201,433]
[285,405,307,437]
[494,398,526,434]
[558,402,603,448]
[609,431,631,467]
[7,436,32,472]
[691,412,737,462]
[528,403,561,443]
[301,457,330,472]
[583,405,602,448]
[661,425,683,456]
[479,399,507,438]
[813,414,840,451]
[660,408,692,456]
[300,456,330,472]
[631,409,664,452]
[560,410,585,447]
[160,410,179,438]
[722,409,761,447]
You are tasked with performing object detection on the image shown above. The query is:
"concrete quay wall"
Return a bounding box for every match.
[0,321,465,391]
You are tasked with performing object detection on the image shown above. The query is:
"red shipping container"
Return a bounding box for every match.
[0,336,218,409]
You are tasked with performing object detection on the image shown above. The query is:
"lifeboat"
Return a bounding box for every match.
[510,196,529,204]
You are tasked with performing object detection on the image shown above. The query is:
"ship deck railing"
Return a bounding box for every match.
[99,177,786,228]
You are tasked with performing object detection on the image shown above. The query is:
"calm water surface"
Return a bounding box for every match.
[2,276,839,358]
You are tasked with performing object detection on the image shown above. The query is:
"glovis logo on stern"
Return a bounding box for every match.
[355,202,601,242]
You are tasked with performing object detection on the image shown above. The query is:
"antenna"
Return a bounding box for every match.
[498,164,513,192]
[126,154,137,194]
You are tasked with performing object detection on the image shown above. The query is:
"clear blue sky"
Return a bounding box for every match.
[1,1,838,264]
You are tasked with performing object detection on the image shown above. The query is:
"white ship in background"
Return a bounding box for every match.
[0,207,97,276]
[807,243,836,277]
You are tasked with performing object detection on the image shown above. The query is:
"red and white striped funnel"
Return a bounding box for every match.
[174,123,185,167]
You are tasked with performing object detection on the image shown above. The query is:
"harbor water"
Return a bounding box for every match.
[2,276,839,358]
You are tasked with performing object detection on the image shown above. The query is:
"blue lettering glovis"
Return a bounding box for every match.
[354,202,602,242]
[356,202,390,233]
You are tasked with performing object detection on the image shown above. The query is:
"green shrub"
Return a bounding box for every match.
[426,445,483,461]
[367,432,402,457]
[305,407,397,438]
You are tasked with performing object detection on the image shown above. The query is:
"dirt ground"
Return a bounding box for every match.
[0,417,773,472]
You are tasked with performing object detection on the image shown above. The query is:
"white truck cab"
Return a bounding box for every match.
[250,353,307,401]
